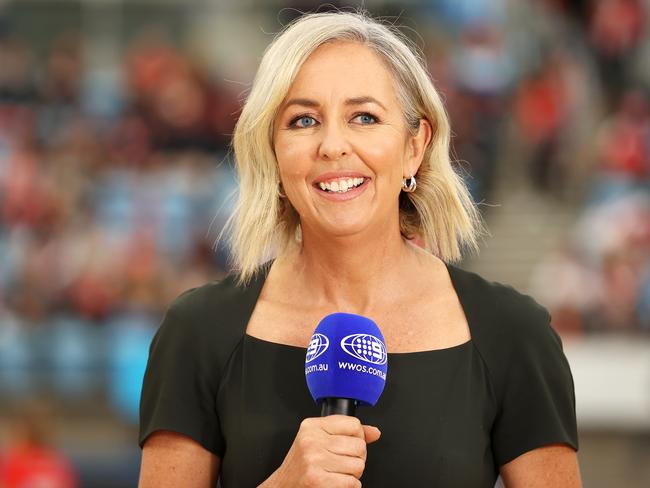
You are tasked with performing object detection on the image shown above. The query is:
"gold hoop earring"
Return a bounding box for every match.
[278,182,287,199]
[402,174,416,193]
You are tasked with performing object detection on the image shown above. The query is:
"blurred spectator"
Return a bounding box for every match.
[0,37,38,103]
[588,0,646,109]
[594,88,650,184]
[449,22,513,205]
[514,51,572,195]
[0,401,79,488]
[125,29,238,152]
[42,33,82,106]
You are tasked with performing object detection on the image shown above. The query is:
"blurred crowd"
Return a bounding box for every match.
[0,0,649,428]
[0,21,239,423]
[526,1,650,336]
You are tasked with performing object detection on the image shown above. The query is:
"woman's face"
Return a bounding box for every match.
[272,41,429,240]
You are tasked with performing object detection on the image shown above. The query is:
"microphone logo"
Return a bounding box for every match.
[306,333,330,363]
[340,334,388,365]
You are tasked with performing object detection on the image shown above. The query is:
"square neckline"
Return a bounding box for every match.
[243,259,474,357]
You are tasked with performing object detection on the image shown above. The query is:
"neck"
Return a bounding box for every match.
[284,221,423,313]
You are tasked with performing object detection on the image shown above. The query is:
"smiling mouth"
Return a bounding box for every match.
[315,177,368,194]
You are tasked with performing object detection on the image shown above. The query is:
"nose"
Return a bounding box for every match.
[317,122,351,161]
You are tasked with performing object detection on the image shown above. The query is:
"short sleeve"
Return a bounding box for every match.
[138,293,225,456]
[491,308,579,466]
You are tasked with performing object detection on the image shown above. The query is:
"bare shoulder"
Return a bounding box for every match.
[500,444,582,488]
[139,431,220,488]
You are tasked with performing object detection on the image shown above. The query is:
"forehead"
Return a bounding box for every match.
[281,41,399,108]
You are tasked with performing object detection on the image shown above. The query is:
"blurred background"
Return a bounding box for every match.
[0,0,648,486]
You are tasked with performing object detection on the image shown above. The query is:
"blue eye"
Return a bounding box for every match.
[354,113,377,124]
[290,115,317,128]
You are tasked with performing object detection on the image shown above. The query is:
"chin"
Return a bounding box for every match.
[312,219,374,239]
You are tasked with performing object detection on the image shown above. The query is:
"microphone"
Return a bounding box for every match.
[305,313,388,417]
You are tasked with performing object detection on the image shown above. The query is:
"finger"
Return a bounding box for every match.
[363,425,381,444]
[302,467,362,488]
[325,435,367,459]
[321,415,364,438]
[324,450,366,479]
[325,473,362,488]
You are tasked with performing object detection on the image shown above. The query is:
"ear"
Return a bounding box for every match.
[404,118,433,177]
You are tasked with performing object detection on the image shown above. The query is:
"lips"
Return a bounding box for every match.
[317,177,365,193]
[313,176,370,201]
[312,171,371,186]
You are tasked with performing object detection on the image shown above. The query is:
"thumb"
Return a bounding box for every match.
[362,425,381,444]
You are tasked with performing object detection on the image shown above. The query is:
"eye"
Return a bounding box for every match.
[288,115,318,129]
[352,112,379,124]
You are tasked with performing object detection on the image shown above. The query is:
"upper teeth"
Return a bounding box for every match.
[318,177,365,193]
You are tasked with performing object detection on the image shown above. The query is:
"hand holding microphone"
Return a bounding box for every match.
[263,415,381,488]
[260,313,388,487]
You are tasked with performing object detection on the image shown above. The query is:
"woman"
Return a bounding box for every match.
[138,11,581,487]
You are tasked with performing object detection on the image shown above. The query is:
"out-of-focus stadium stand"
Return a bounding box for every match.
[0,1,649,487]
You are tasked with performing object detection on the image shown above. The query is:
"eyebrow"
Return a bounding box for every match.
[282,96,388,112]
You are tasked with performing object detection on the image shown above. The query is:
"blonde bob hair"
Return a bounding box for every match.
[224,10,486,285]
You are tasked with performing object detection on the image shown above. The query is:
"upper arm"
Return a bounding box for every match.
[499,443,582,488]
[139,287,229,457]
[489,291,579,467]
[139,431,221,488]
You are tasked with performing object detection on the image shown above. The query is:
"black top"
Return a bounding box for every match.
[139,261,579,487]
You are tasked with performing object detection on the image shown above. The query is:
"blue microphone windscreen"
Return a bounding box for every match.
[305,313,388,406]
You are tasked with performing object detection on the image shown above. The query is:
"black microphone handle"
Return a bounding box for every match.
[320,397,357,417]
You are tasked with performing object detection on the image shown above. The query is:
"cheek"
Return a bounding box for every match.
[353,133,405,177]
[275,138,313,179]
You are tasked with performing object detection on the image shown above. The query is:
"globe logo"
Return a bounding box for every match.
[306,333,329,363]
[340,334,387,365]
